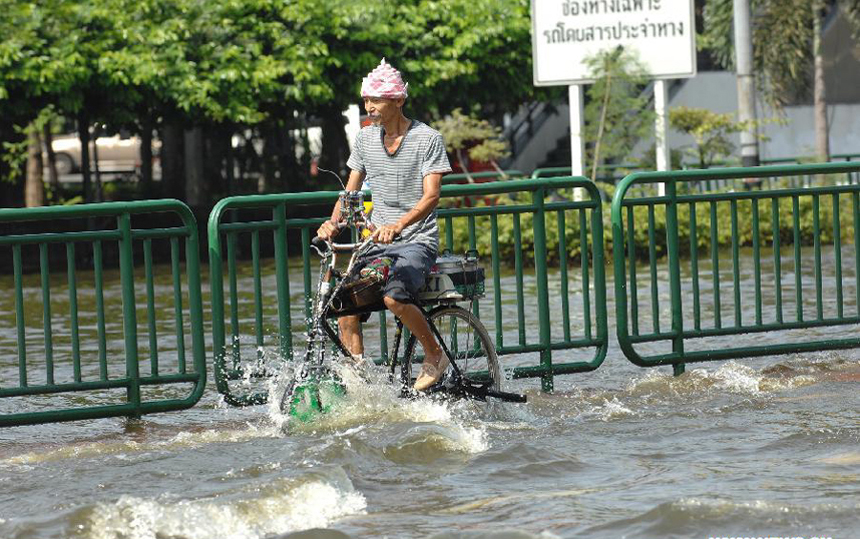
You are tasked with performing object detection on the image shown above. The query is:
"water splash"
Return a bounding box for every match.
[624,360,821,401]
[590,397,636,421]
[269,363,489,455]
[80,474,366,539]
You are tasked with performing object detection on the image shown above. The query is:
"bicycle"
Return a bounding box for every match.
[279,189,526,422]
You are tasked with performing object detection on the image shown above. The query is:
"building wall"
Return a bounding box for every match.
[652,71,860,162]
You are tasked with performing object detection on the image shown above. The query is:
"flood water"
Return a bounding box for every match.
[0,249,858,539]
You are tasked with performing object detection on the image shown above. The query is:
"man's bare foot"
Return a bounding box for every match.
[413,354,450,391]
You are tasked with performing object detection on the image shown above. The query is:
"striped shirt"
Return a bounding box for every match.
[347,120,451,252]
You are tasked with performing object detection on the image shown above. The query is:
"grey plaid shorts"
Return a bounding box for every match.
[357,242,436,303]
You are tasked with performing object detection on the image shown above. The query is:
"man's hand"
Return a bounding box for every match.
[371,223,402,244]
[316,219,341,240]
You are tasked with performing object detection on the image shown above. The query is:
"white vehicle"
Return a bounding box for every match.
[46,133,159,178]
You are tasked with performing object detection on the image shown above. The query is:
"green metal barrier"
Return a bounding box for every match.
[0,200,206,427]
[611,162,860,374]
[442,170,524,185]
[761,153,860,164]
[208,177,607,405]
[758,154,860,187]
[531,165,637,184]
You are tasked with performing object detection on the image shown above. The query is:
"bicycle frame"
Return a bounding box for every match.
[280,190,525,416]
[304,231,474,389]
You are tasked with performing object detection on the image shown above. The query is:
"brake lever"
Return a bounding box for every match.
[310,236,330,257]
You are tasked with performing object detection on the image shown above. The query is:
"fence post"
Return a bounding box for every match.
[208,206,230,396]
[532,186,553,391]
[665,179,686,375]
[274,202,293,361]
[118,213,141,418]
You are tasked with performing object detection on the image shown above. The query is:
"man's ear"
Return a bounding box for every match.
[396,97,406,109]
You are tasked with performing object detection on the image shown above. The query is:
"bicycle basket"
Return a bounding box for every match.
[418,253,485,302]
[331,274,385,312]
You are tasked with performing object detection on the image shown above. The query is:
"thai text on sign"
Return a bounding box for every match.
[531,0,696,85]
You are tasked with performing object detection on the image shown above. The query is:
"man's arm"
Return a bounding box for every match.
[372,173,442,244]
[317,169,366,239]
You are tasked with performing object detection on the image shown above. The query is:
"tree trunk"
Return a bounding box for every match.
[318,105,350,177]
[489,160,509,179]
[184,126,205,207]
[25,125,45,207]
[591,69,613,182]
[813,1,830,161]
[455,148,473,182]
[161,118,185,200]
[42,123,59,192]
[78,112,92,203]
[140,114,154,193]
[298,127,312,191]
[276,120,301,192]
[92,124,103,202]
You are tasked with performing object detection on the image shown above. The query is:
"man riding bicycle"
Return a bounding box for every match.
[316,58,452,392]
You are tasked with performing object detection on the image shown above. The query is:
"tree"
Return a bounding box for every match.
[25,124,44,207]
[669,107,747,168]
[310,0,542,176]
[583,47,654,181]
[433,109,510,181]
[701,0,860,161]
[0,0,545,204]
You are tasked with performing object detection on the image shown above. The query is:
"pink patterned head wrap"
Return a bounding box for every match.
[361,58,408,99]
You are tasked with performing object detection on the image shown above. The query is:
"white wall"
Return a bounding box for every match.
[641,71,860,163]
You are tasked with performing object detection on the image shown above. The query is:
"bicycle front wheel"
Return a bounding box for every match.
[403,305,501,391]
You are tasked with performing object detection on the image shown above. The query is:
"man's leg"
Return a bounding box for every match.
[383,295,445,390]
[376,243,441,389]
[337,244,382,361]
[338,315,363,357]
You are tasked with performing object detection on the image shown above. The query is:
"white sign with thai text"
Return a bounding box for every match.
[531,0,697,85]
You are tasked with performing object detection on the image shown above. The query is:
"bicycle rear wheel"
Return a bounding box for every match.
[402,304,501,391]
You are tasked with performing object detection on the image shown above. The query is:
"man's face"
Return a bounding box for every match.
[364,96,404,125]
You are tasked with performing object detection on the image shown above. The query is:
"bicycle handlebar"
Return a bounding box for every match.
[311,235,327,250]
[311,231,400,255]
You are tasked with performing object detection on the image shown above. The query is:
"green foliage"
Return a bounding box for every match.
[1,133,28,184]
[440,189,857,268]
[440,193,597,267]
[669,107,745,168]
[0,0,536,124]
[469,138,510,165]
[0,0,542,195]
[583,47,654,175]
[700,0,860,108]
[434,109,491,154]
[636,144,685,171]
[433,109,509,174]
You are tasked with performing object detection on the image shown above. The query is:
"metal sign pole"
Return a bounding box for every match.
[654,79,670,196]
[569,84,585,201]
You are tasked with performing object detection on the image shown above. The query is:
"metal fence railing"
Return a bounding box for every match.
[611,162,860,374]
[531,164,639,185]
[442,170,525,185]
[0,200,206,427]
[11,159,860,425]
[207,177,608,405]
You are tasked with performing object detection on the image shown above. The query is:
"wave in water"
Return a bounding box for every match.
[621,355,860,404]
[585,497,859,538]
[77,469,366,539]
[1,422,281,467]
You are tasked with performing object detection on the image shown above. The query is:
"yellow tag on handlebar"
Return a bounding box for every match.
[361,201,373,238]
